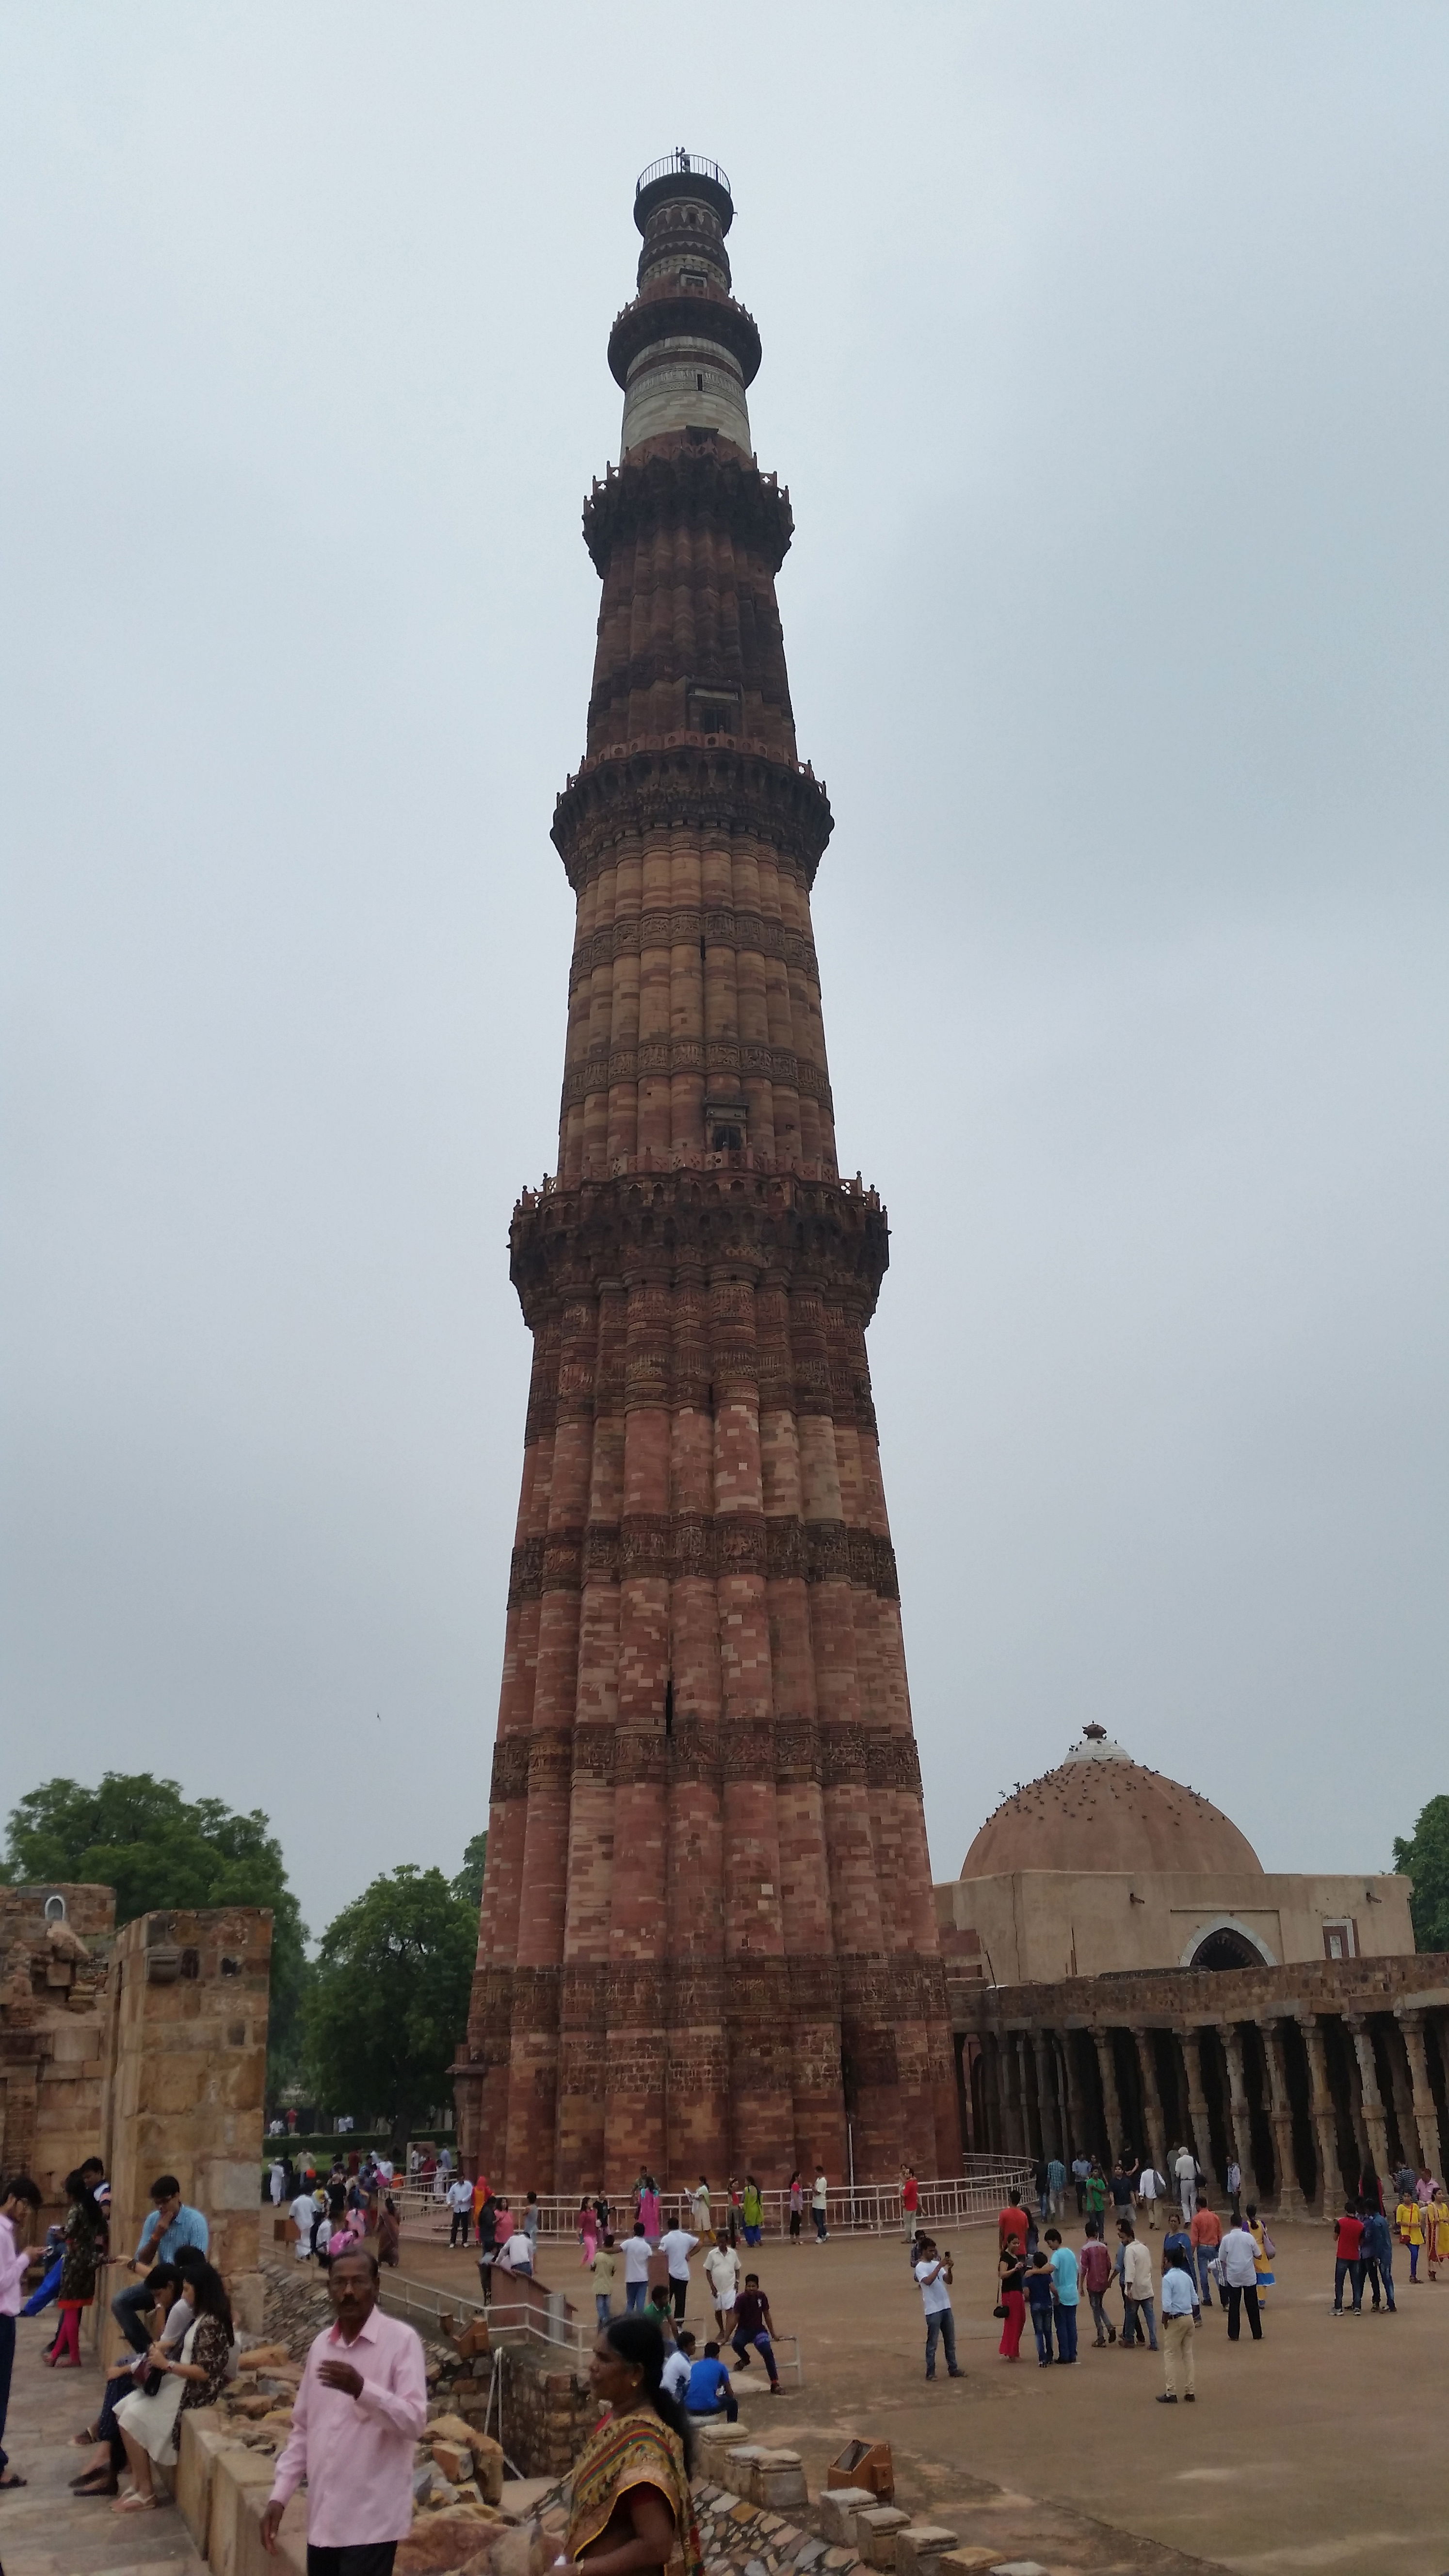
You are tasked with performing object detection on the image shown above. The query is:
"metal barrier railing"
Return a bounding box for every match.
[386,2157,1032,2244]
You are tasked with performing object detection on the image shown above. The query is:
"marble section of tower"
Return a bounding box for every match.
[454,156,958,2188]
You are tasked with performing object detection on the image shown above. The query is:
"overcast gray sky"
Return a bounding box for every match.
[3,4,1446,1934]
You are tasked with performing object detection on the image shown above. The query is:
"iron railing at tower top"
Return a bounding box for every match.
[635,150,731,201]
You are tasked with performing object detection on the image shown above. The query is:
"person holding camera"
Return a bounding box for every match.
[913,2235,963,2381]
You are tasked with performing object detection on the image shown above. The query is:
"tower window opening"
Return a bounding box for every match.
[712,1123,743,1152]
[696,372,704,390]
[664,1678,675,1738]
[699,935,707,963]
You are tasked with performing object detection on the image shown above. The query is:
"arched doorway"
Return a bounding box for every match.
[1190,1926,1265,1971]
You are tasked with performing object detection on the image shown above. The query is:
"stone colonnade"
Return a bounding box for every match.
[956,1959,1449,2211]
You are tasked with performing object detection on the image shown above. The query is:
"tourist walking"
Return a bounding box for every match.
[1225,2157,1242,2222]
[787,2173,804,2242]
[998,2188,1032,2255]
[262,2247,427,2571]
[1079,2221,1115,2347]
[638,2177,662,2246]
[1413,2174,1433,2277]
[658,2219,699,2322]
[0,2175,42,2487]
[1032,2157,1051,2221]
[1117,2222,1158,2351]
[113,2176,209,2348]
[579,2197,599,2265]
[691,2180,712,2237]
[1156,2244,1199,2403]
[623,2222,654,2315]
[1360,2203,1396,2311]
[269,2159,286,2207]
[1218,2215,1262,2341]
[1174,2144,1197,2220]
[901,2167,919,2240]
[1395,2185,1423,2281]
[446,2175,472,2248]
[1046,2155,1065,2220]
[811,2169,829,2241]
[1045,2227,1079,2361]
[1084,2161,1108,2231]
[996,2235,1026,2360]
[1189,2193,1222,2307]
[590,2234,619,2323]
[1330,2194,1361,2318]
[113,2257,232,2516]
[376,2195,401,2269]
[740,2178,763,2248]
[704,2231,740,2335]
[913,2235,962,2380]
[730,2272,782,2392]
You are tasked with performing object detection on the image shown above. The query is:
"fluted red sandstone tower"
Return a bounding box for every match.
[454,154,957,2191]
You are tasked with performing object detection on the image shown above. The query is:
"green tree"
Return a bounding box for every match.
[1392,1794,1449,1955]
[451,1831,488,1909]
[0,1772,308,2093]
[303,1865,476,2153]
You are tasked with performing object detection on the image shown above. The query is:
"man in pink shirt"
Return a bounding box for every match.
[262,2247,426,2576]
[0,2175,43,2488]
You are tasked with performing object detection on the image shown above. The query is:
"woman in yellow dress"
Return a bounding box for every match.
[1396,2192,1424,2283]
[1427,2187,1449,2284]
[565,2316,702,2576]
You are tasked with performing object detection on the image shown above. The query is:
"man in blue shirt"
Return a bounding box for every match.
[111,2175,208,2353]
[686,2339,739,2422]
[1043,2227,1079,2362]
[1359,2204,1396,2311]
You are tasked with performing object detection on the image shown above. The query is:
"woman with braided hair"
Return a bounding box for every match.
[564,2313,702,2576]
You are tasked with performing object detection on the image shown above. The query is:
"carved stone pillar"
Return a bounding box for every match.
[1031,2029,1054,2157]
[1396,2012,1444,2182]
[1345,2014,1391,2181]
[1261,2020,1304,2212]
[1178,2028,1214,2185]
[1015,2030,1037,2156]
[1061,2028,1087,2168]
[1217,2023,1259,2204]
[1298,2014,1343,2209]
[1091,2026,1123,2161]
[1130,2026,1168,2168]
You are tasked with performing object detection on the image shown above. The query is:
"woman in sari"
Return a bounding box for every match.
[580,2197,600,2266]
[565,2315,702,2576]
[1244,2202,1274,2309]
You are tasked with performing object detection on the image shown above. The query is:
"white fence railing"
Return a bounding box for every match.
[387,2157,1031,2244]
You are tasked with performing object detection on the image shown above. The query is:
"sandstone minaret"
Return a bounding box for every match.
[454,153,958,2190]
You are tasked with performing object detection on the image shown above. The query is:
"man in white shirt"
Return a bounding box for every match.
[1174,2146,1197,2220]
[1116,2222,1158,2351]
[1225,2157,1242,2221]
[622,2222,654,2314]
[1217,2217,1262,2342]
[447,2176,473,2248]
[657,2223,699,2323]
[1157,2247,1200,2401]
[290,2188,319,2262]
[704,2231,741,2333]
[810,2170,829,2242]
[661,2328,695,2404]
[914,2236,962,2382]
[497,2225,534,2280]
[691,2180,712,2236]
[1137,2163,1161,2230]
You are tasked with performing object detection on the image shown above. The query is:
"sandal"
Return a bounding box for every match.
[0,2472,27,2489]
[113,2490,158,2513]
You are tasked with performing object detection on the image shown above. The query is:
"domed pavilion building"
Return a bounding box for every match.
[935,1728,1444,2213]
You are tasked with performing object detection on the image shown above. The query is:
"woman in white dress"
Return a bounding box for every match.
[112,2260,232,2515]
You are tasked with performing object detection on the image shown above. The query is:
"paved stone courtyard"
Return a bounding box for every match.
[398,2213,1448,2575]
[0,2338,205,2576]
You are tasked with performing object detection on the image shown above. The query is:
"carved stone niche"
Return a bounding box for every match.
[145,1944,182,1985]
